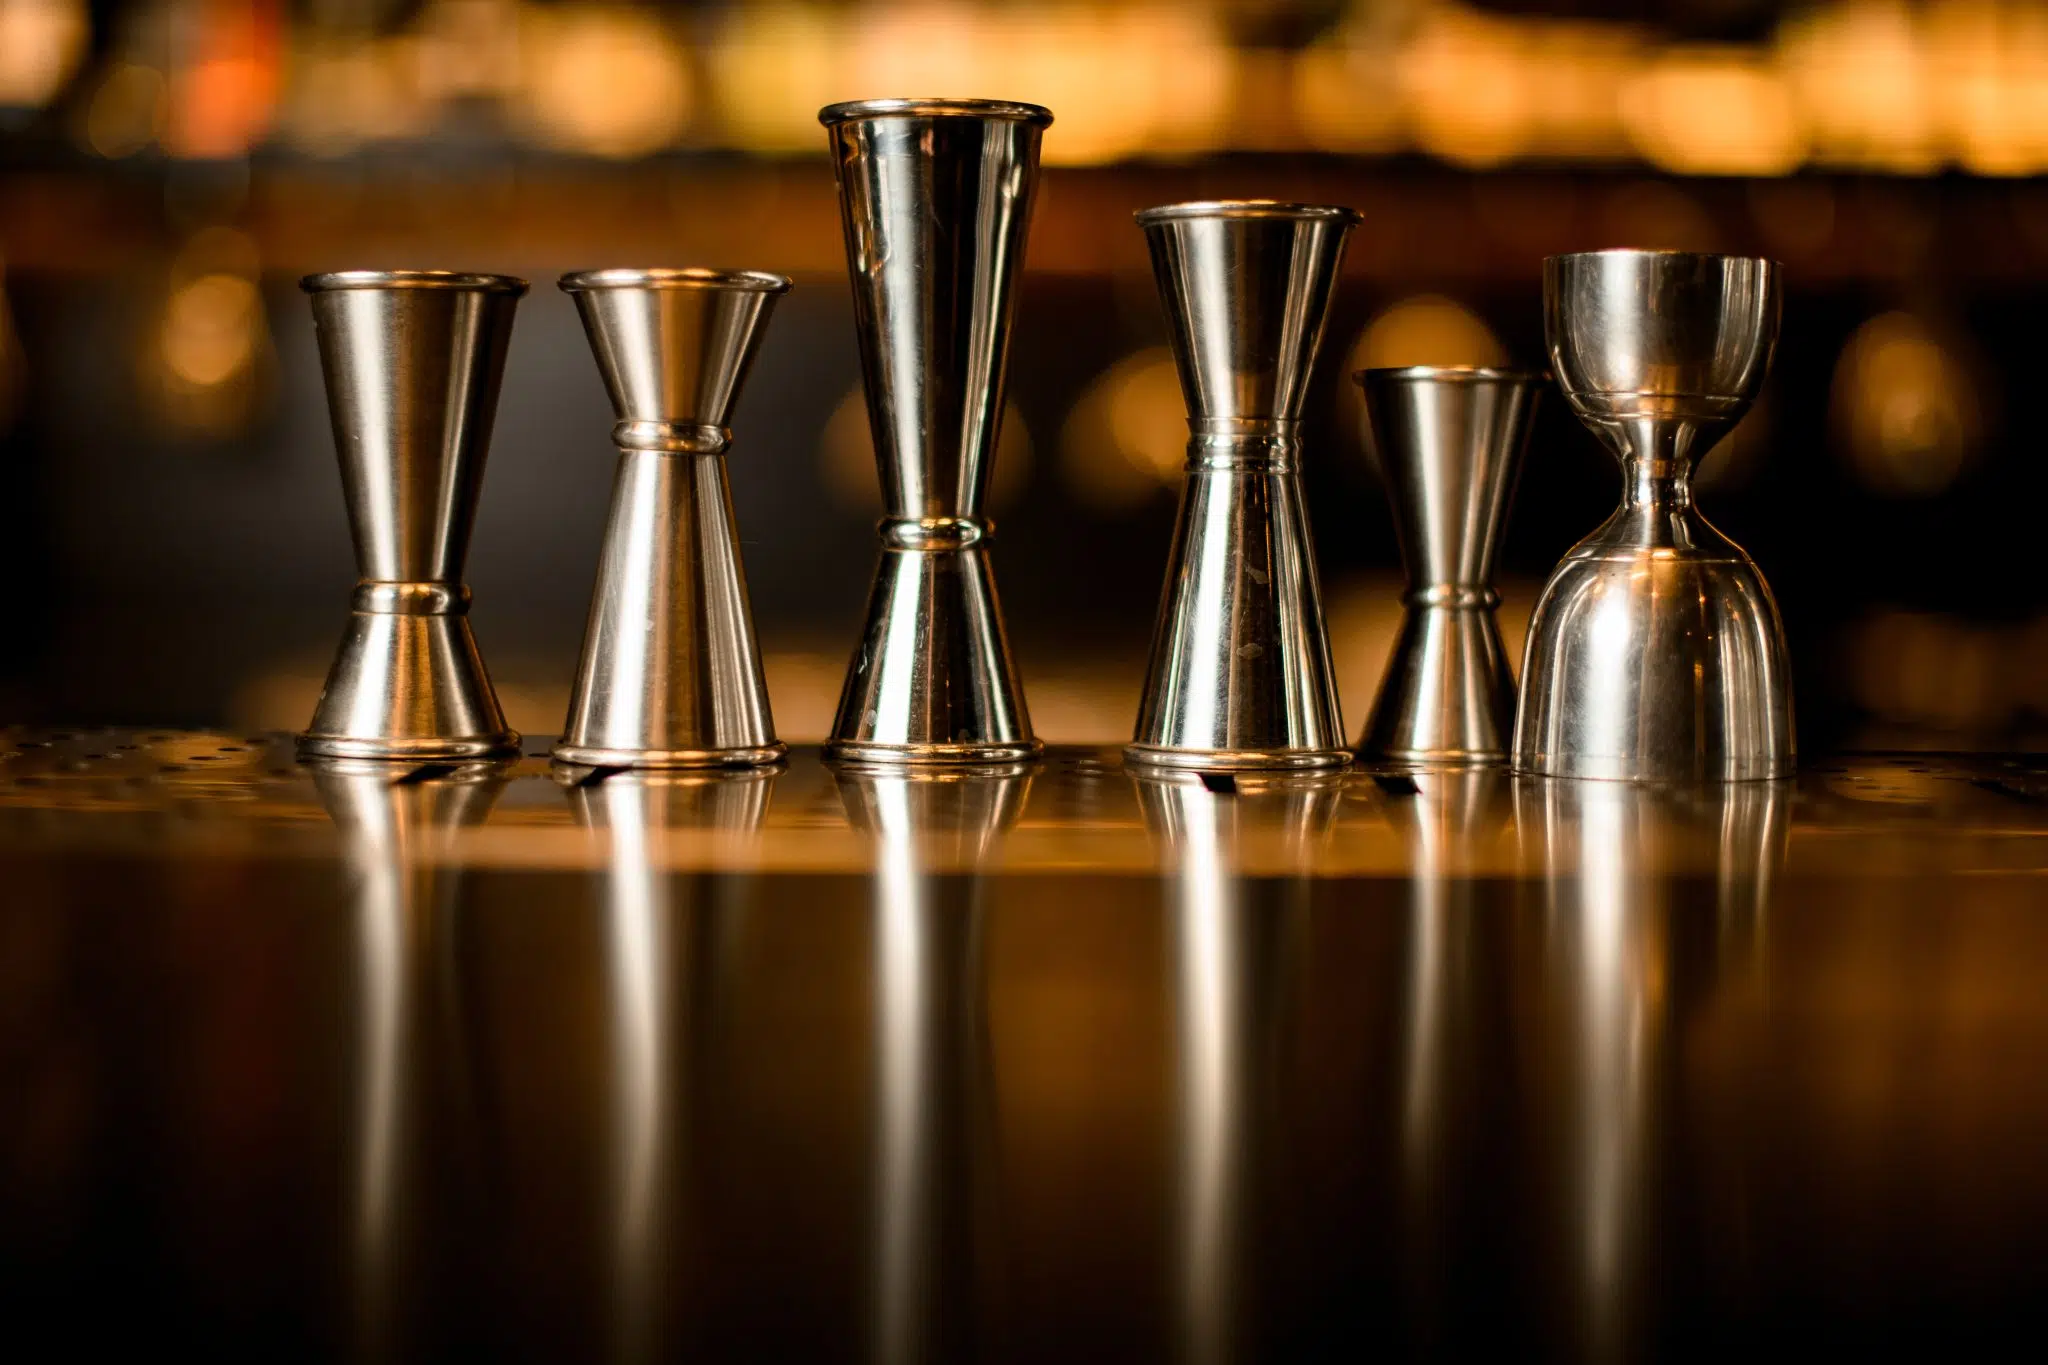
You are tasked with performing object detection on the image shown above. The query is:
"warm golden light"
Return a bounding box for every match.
[145,229,271,436]
[0,0,88,110]
[1832,311,1983,497]
[517,7,692,159]
[1059,348,1184,514]
[1621,48,1806,176]
[78,62,167,158]
[1351,296,1507,372]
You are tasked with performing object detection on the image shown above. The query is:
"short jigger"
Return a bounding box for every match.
[820,98,1048,767]
[1355,367,1542,765]
[553,268,790,769]
[1127,201,1358,772]
[300,271,524,761]
[1515,250,1793,781]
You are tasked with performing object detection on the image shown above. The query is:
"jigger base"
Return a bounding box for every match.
[550,741,787,770]
[1123,743,1352,773]
[297,733,520,761]
[298,605,518,762]
[825,738,1044,769]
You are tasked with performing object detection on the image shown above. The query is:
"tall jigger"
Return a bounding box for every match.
[554,268,790,769]
[1355,367,1542,765]
[1515,250,1793,781]
[820,98,1048,767]
[299,271,524,760]
[1127,201,1358,772]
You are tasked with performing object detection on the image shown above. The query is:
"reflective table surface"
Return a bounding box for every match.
[2,730,2045,1361]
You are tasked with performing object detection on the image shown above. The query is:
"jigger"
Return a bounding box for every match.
[1355,367,1542,764]
[1127,201,1358,772]
[820,98,1049,766]
[300,271,524,760]
[553,268,790,769]
[1515,249,1793,781]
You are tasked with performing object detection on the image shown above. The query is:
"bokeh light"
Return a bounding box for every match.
[1832,311,1984,497]
[143,228,271,437]
[1060,348,1184,514]
[0,0,88,110]
[1350,296,1507,372]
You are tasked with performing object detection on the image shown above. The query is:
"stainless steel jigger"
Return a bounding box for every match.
[1127,201,1358,772]
[553,268,790,770]
[1515,250,1793,782]
[820,98,1048,767]
[1355,367,1542,765]
[299,271,524,761]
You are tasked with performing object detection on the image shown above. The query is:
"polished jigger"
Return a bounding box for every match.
[1515,250,1793,782]
[299,271,523,761]
[819,98,1048,766]
[1127,201,1357,772]
[1355,367,1541,765]
[553,268,789,769]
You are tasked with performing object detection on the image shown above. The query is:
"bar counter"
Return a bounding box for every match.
[2,729,2044,1359]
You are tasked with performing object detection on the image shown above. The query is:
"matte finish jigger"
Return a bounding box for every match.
[1515,250,1794,782]
[299,271,523,761]
[1127,201,1358,772]
[820,98,1047,766]
[1355,367,1542,765]
[553,268,789,769]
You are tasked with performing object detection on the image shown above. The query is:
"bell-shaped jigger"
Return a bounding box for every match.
[300,271,524,761]
[819,98,1049,767]
[1127,201,1358,772]
[1356,367,1542,765]
[1515,250,1793,782]
[553,268,790,769]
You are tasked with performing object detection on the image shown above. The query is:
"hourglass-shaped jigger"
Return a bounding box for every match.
[1127,202,1358,772]
[1356,367,1541,765]
[299,271,524,761]
[1515,250,1794,782]
[820,98,1049,767]
[553,268,789,769]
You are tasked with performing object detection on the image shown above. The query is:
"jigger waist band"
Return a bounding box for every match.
[612,420,731,454]
[1185,418,1300,472]
[879,516,990,550]
[1404,585,1500,609]
[351,582,470,616]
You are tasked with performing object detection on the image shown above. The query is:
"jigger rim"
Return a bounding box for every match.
[818,97,1053,126]
[558,267,792,295]
[300,270,528,295]
[1543,247,1782,270]
[1134,200,1362,226]
[1354,365,1548,386]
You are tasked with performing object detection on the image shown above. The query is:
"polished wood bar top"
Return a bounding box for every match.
[2,728,2045,877]
[2,729,2044,1359]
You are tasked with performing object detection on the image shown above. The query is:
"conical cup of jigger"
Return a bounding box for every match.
[1514,250,1793,782]
[1355,367,1542,765]
[553,268,790,770]
[1127,202,1357,772]
[299,271,525,761]
[820,98,1049,767]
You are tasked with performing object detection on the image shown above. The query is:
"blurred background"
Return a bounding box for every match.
[1,0,2044,751]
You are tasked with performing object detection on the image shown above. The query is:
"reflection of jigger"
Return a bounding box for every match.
[833,765,1031,1365]
[1354,369,1541,765]
[565,767,775,1365]
[1513,775,1786,1360]
[1133,770,1339,1365]
[820,99,1049,767]
[311,757,509,1363]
